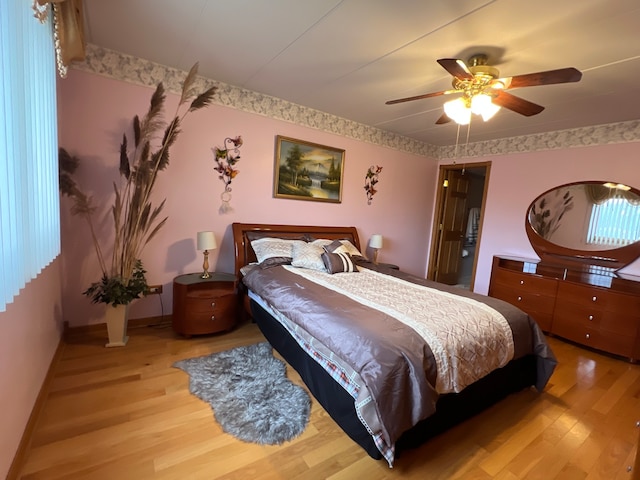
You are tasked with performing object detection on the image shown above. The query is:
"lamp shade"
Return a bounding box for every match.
[197,231,217,251]
[369,234,383,249]
[444,97,471,125]
[470,94,501,121]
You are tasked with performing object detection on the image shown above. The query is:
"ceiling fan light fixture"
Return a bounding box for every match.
[444,94,500,125]
[444,97,471,125]
[471,94,501,121]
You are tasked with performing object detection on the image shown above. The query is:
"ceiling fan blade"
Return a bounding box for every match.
[435,112,452,124]
[385,89,456,105]
[505,67,582,89]
[437,58,473,80]
[492,91,545,116]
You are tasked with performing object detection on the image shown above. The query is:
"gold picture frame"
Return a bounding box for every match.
[273,135,345,203]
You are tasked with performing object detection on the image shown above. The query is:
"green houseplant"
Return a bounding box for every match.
[59,63,216,345]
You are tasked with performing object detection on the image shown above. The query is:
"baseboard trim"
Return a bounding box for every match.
[63,315,171,340]
[6,336,66,480]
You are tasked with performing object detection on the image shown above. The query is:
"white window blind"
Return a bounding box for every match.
[0,0,60,312]
[587,196,640,247]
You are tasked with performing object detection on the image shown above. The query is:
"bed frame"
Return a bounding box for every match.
[232,222,361,278]
[231,222,538,460]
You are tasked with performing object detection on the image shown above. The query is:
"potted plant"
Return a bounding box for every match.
[59,63,216,346]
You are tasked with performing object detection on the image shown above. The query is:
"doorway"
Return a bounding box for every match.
[427,162,490,290]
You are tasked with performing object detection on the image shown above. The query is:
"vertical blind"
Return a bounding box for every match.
[587,196,640,247]
[0,0,60,312]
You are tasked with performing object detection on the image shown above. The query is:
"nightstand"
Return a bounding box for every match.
[172,272,238,337]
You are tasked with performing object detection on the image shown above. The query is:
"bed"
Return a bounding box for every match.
[231,222,557,466]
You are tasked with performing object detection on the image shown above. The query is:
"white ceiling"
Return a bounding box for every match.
[82,0,640,147]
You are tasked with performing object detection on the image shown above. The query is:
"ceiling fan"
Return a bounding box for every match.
[385,54,582,124]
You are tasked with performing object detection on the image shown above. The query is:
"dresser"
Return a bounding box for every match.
[172,272,238,337]
[489,255,640,361]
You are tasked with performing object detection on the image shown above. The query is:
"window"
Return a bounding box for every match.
[0,0,60,312]
[587,195,640,247]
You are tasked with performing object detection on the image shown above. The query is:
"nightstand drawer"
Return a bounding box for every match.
[172,272,238,336]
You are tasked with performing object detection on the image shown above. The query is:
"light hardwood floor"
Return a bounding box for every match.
[15,318,640,480]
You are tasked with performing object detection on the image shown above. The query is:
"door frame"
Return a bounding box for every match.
[427,161,492,290]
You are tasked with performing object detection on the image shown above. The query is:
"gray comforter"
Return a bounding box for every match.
[242,262,557,464]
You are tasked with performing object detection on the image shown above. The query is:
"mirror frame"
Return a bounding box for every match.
[525,181,640,270]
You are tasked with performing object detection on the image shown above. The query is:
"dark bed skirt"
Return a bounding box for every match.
[250,299,538,460]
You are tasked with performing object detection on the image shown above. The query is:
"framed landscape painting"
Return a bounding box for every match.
[273,135,345,203]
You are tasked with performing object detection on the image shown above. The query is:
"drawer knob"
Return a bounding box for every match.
[636,420,640,428]
[517,296,522,301]
[211,315,215,321]
[588,315,593,321]
[585,333,590,339]
[211,302,216,308]
[519,280,524,285]
[591,296,597,302]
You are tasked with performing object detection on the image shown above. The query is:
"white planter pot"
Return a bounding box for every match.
[105,304,129,347]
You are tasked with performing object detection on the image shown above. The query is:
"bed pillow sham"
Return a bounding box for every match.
[291,241,326,271]
[250,237,306,264]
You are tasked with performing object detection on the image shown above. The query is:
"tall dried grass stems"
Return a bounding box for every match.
[59,63,217,305]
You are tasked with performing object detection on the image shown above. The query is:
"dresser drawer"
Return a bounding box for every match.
[552,315,636,358]
[557,282,640,314]
[554,300,639,336]
[491,268,558,296]
[489,282,556,313]
[489,283,556,332]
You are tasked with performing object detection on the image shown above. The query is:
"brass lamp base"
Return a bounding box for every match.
[201,250,211,278]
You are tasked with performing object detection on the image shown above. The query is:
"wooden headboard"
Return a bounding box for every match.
[231,222,361,279]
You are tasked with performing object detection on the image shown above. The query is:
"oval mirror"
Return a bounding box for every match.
[525,181,640,269]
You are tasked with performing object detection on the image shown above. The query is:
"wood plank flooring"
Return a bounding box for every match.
[14,318,640,479]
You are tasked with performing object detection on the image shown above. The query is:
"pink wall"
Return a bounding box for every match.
[57,70,438,326]
[0,258,63,478]
[450,142,640,295]
[2,66,639,476]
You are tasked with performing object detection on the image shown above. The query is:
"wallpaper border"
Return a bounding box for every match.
[72,44,640,160]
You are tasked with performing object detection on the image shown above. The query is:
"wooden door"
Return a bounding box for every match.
[434,170,469,284]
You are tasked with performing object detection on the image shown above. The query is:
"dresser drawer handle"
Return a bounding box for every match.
[519,280,524,285]
[591,296,597,302]
[588,315,593,321]
[636,420,640,428]
[517,296,522,301]
[211,302,216,308]
[585,333,590,339]
[211,315,215,321]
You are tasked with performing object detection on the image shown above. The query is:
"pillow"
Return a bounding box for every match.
[250,237,305,263]
[319,238,365,258]
[291,241,326,271]
[259,256,292,269]
[322,251,357,274]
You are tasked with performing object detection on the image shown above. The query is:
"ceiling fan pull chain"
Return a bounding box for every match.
[465,119,472,160]
[453,123,461,164]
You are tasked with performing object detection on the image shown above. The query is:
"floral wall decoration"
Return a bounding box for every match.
[364,165,382,205]
[213,135,243,213]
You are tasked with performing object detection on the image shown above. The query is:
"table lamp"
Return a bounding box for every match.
[197,231,217,278]
[369,234,383,264]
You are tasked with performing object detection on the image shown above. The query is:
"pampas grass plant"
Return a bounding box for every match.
[59,63,216,306]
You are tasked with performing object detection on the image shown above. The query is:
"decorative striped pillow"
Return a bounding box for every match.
[321,251,357,274]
